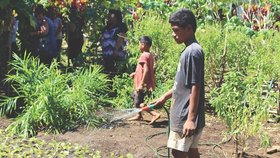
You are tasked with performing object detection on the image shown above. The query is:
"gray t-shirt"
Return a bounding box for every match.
[170,39,205,133]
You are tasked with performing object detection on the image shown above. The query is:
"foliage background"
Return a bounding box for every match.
[0,0,280,156]
[1,54,110,137]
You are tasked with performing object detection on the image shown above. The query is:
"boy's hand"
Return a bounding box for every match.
[130,72,135,78]
[137,84,144,91]
[139,103,146,108]
[182,120,196,137]
[150,96,166,108]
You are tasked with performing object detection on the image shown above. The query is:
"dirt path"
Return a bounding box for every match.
[1,112,280,158]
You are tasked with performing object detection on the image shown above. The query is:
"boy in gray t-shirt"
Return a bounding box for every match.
[152,8,205,158]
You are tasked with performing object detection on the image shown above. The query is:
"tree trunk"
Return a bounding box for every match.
[0,8,12,95]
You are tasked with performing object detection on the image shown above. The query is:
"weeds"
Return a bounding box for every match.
[0,54,110,137]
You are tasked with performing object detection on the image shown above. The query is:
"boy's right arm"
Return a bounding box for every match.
[152,89,173,107]
[130,72,135,78]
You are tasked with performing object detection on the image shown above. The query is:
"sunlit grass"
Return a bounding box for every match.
[0,54,111,137]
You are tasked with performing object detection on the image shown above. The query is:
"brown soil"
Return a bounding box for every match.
[1,112,280,158]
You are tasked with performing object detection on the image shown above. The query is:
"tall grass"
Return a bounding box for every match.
[0,54,110,137]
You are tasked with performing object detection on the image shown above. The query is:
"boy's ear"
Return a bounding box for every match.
[185,24,193,32]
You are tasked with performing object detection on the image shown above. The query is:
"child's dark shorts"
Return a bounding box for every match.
[132,90,151,108]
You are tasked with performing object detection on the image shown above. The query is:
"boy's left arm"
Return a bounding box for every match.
[182,84,200,137]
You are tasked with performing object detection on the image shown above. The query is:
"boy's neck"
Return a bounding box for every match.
[184,35,196,46]
[141,50,150,53]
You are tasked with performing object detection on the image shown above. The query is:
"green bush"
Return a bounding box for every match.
[208,30,280,154]
[111,73,134,109]
[248,31,280,80]
[210,71,276,154]
[0,129,103,157]
[0,54,110,137]
[196,24,225,88]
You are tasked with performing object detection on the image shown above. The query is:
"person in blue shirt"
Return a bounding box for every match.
[101,9,128,73]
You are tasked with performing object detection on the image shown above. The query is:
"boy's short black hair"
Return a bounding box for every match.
[169,8,197,32]
[139,36,152,47]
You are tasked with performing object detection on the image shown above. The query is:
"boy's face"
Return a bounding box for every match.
[171,24,192,44]
[139,42,145,52]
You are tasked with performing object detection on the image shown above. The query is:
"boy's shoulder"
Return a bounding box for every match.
[184,42,203,56]
[188,42,202,50]
[142,51,154,56]
[139,52,154,61]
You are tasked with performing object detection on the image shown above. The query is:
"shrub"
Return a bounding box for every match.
[0,54,110,137]
[249,30,280,80]
[210,71,276,155]
[111,73,134,109]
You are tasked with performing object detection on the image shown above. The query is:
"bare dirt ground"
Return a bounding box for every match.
[1,111,280,158]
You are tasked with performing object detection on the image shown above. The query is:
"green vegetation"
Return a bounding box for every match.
[210,72,276,155]
[1,54,110,137]
[124,11,280,156]
[0,129,102,157]
[0,0,280,157]
[0,129,135,158]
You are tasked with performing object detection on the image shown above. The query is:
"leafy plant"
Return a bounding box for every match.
[210,71,276,157]
[248,30,280,80]
[111,73,134,109]
[196,24,225,88]
[0,54,110,137]
[0,129,125,157]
